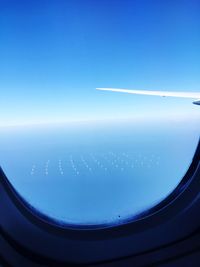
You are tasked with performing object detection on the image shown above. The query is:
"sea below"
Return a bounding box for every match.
[0,118,199,226]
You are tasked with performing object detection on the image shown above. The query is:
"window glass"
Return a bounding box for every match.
[0,1,199,226]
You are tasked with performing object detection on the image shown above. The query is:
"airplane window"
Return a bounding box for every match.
[0,1,199,226]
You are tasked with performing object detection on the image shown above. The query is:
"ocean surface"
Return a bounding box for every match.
[0,118,199,226]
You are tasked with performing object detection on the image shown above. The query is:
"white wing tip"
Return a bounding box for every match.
[96,88,120,92]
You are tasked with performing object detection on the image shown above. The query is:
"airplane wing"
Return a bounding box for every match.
[96,88,200,105]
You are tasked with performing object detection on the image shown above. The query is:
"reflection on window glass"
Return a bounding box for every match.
[0,1,200,226]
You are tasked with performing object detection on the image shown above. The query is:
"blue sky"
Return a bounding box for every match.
[0,0,200,126]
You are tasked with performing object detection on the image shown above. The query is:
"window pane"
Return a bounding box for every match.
[0,0,200,226]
